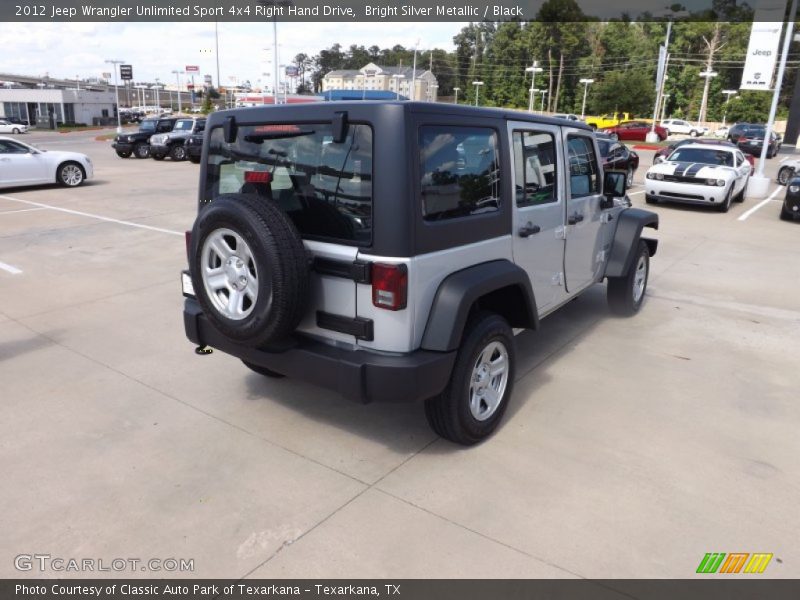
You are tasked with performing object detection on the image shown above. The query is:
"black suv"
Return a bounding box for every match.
[181,103,658,444]
[112,117,177,159]
[149,117,206,161]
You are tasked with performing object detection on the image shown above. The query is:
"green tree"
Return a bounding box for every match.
[591,70,654,115]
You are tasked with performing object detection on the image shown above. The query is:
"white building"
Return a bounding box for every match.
[322,63,438,101]
[0,88,117,127]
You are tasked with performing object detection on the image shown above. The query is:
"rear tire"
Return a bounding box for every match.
[189,155,201,164]
[424,312,515,446]
[690,129,698,137]
[241,360,286,379]
[607,240,650,316]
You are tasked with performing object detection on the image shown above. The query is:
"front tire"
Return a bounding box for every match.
[151,152,165,161]
[626,166,634,187]
[424,312,515,445]
[57,162,85,187]
[690,129,698,137]
[115,150,132,158]
[12,127,20,134]
[607,240,650,316]
[716,186,733,213]
[170,144,187,161]
[134,142,150,159]
[778,167,794,185]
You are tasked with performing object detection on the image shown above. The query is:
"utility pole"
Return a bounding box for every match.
[547,49,553,112]
[104,59,124,134]
[553,53,564,114]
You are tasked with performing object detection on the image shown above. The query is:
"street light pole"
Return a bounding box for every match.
[579,78,594,118]
[472,81,484,106]
[721,89,737,127]
[392,74,405,100]
[525,61,543,112]
[540,89,548,113]
[172,70,184,113]
[660,93,671,123]
[104,59,125,134]
[411,38,420,101]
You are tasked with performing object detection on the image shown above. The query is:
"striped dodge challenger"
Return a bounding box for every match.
[644,143,751,213]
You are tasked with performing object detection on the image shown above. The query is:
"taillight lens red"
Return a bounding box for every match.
[371,263,408,311]
[185,230,192,262]
[244,171,272,184]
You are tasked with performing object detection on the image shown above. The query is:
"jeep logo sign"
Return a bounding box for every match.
[740,3,786,91]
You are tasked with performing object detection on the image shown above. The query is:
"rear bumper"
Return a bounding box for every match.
[183,298,456,404]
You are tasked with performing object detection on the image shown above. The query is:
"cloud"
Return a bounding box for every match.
[0,21,467,85]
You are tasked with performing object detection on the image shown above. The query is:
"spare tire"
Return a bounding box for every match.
[189,194,309,347]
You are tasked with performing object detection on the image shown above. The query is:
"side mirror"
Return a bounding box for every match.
[223,115,237,144]
[332,111,349,144]
[602,170,627,208]
[608,133,619,141]
[653,155,664,164]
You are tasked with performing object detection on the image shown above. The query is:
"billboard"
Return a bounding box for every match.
[119,64,133,80]
[185,65,200,72]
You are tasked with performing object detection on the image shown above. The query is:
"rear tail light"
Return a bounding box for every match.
[185,230,192,262]
[372,263,407,311]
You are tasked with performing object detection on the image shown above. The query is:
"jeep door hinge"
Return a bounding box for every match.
[555,226,567,240]
[551,272,564,286]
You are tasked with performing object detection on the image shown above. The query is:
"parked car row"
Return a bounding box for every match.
[111,116,205,163]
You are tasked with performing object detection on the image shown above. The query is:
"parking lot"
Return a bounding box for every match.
[1,128,798,579]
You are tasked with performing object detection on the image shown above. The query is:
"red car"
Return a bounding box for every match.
[603,121,668,142]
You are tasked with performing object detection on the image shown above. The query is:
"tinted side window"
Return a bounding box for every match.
[513,130,557,207]
[567,136,600,198]
[419,126,500,221]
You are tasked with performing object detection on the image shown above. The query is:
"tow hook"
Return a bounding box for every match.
[195,345,213,355]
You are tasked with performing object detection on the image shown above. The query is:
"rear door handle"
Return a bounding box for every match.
[568,213,584,225]
[518,222,541,238]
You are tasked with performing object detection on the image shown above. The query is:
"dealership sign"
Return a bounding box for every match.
[740,1,787,91]
[185,65,200,73]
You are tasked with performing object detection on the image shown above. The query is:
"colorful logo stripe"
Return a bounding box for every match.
[696,552,773,574]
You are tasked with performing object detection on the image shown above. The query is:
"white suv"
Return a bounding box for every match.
[661,119,706,137]
[182,103,659,444]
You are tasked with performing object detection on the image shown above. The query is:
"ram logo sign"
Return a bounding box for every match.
[696,552,773,574]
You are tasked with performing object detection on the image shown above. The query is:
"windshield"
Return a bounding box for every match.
[140,120,157,132]
[667,148,733,166]
[205,122,373,245]
[597,141,611,156]
[174,119,194,131]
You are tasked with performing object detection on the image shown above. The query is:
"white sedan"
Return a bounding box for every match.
[644,143,750,212]
[0,137,93,189]
[0,119,28,134]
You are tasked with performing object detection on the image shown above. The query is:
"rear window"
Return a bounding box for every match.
[204,122,373,245]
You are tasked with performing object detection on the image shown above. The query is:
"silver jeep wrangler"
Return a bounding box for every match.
[182,102,658,445]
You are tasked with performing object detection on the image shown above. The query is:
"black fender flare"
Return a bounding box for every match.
[604,207,659,279]
[421,260,538,352]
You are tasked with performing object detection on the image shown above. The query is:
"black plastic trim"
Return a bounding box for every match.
[604,207,659,279]
[421,260,538,352]
[316,311,374,341]
[184,298,455,403]
[313,257,372,284]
